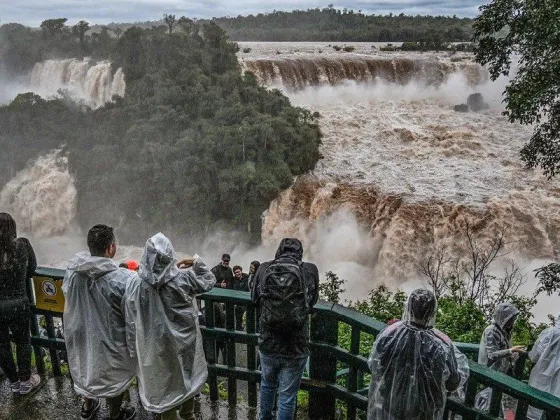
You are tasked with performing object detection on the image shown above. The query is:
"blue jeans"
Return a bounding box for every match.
[259,352,307,420]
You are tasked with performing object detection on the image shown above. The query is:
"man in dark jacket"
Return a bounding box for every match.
[211,254,234,289]
[251,238,319,420]
[232,265,249,330]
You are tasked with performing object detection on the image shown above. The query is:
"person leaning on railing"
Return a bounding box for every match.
[475,302,526,416]
[62,224,137,420]
[367,288,470,420]
[0,212,41,395]
[124,233,216,420]
[251,238,319,420]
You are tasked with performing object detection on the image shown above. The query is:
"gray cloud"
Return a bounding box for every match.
[0,0,483,26]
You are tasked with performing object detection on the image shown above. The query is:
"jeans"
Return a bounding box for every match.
[259,352,307,420]
[0,304,32,382]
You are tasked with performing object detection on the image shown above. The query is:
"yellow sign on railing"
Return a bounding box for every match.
[33,276,65,313]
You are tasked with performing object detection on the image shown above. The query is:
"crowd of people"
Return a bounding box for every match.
[0,211,559,420]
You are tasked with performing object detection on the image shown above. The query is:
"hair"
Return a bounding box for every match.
[232,265,242,273]
[0,213,17,267]
[87,224,115,257]
[409,289,437,325]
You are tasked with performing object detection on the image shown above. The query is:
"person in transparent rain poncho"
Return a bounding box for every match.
[475,302,525,416]
[62,225,137,420]
[367,288,470,420]
[124,233,216,420]
[526,313,560,420]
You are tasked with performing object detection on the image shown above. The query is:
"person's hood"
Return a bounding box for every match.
[275,238,303,261]
[66,252,119,280]
[402,288,437,328]
[493,302,520,329]
[138,232,179,288]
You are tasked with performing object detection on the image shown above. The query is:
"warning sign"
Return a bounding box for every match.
[33,276,65,313]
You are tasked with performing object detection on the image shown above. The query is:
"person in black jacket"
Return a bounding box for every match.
[251,238,319,420]
[0,213,40,395]
[211,254,234,289]
[232,265,249,330]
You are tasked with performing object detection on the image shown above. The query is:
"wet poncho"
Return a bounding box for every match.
[124,233,216,413]
[475,302,520,411]
[368,289,469,420]
[527,313,560,420]
[62,252,138,398]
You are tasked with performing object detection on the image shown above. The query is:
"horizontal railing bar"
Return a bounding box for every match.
[326,383,368,408]
[310,342,369,372]
[30,336,66,351]
[468,360,560,412]
[446,397,498,420]
[30,305,64,318]
[209,364,260,383]
[199,326,259,344]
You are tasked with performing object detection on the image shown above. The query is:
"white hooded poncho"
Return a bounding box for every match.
[367,289,469,420]
[62,253,138,398]
[527,314,560,420]
[124,233,216,413]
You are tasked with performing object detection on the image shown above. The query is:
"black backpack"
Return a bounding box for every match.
[259,260,309,334]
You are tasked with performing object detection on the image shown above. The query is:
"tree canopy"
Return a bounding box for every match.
[473,0,560,177]
[212,7,474,42]
[0,21,322,244]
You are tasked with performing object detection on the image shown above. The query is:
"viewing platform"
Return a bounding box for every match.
[2,267,560,420]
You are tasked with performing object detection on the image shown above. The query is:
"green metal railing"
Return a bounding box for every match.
[28,267,560,419]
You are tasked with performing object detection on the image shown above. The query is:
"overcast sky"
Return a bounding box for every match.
[1,0,483,27]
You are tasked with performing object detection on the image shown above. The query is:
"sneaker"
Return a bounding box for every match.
[19,374,41,395]
[10,380,20,394]
[112,406,136,420]
[81,398,101,420]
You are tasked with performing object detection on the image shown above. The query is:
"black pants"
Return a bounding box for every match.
[0,304,32,383]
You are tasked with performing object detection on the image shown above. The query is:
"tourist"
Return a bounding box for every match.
[527,313,560,420]
[475,302,526,414]
[211,253,233,289]
[251,238,319,420]
[367,288,468,420]
[62,225,137,420]
[231,265,249,330]
[247,260,260,290]
[124,233,215,420]
[0,213,40,395]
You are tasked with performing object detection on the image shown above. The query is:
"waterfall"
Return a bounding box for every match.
[30,58,126,108]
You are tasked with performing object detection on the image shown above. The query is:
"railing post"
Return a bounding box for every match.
[246,305,258,408]
[29,307,45,375]
[309,308,338,419]
[204,300,219,402]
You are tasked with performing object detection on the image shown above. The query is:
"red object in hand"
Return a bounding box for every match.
[125,260,139,271]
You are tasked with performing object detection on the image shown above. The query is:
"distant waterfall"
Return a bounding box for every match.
[30,58,126,108]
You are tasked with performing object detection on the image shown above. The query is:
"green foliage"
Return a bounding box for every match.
[436,297,485,343]
[473,0,560,177]
[1,23,322,244]
[342,46,355,52]
[535,263,560,296]
[212,8,473,42]
[351,285,407,323]
[319,271,346,304]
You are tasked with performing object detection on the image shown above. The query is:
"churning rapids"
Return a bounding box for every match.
[1,42,559,318]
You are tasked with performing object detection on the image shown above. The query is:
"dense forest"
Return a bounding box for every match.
[0,19,322,243]
[211,6,474,42]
